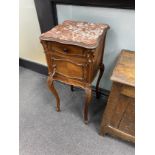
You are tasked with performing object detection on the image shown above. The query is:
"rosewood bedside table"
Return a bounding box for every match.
[100,50,135,142]
[40,20,109,124]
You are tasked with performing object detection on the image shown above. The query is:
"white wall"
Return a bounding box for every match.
[19,0,46,65]
[19,1,135,90]
[57,5,135,90]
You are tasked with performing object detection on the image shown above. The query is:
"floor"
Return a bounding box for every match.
[19,67,135,155]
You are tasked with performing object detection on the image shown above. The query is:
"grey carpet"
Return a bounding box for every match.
[19,67,135,155]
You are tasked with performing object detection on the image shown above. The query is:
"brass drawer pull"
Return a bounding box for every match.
[63,48,68,53]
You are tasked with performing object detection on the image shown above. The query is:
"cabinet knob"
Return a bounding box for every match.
[63,48,68,53]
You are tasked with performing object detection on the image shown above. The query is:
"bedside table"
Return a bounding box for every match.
[100,50,135,142]
[40,20,109,123]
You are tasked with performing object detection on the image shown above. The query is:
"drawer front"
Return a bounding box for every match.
[48,42,87,57]
[51,57,87,81]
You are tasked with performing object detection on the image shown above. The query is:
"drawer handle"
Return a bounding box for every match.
[63,48,68,53]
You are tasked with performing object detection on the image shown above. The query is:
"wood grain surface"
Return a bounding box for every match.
[100,50,135,143]
[111,50,135,87]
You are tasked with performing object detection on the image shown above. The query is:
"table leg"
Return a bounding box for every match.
[47,76,60,112]
[83,86,92,124]
[71,85,74,91]
[96,64,104,98]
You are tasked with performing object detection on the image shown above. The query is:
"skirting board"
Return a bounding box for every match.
[19,58,110,99]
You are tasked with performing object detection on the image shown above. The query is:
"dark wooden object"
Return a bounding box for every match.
[100,50,135,143]
[40,20,109,124]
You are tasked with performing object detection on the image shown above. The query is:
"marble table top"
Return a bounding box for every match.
[40,20,109,49]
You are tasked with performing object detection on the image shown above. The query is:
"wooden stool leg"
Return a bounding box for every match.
[71,85,74,91]
[47,76,60,112]
[96,64,104,98]
[83,86,92,124]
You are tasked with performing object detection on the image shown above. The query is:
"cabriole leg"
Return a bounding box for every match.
[83,86,92,124]
[47,76,60,112]
[96,64,104,98]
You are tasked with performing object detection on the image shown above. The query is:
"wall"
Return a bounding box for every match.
[19,0,46,65]
[19,1,135,90]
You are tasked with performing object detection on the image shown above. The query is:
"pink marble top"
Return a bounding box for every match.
[40,20,109,49]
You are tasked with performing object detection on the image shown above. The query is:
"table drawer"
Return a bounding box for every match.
[51,57,87,81]
[48,42,87,57]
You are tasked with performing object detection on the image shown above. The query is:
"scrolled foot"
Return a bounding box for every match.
[56,107,61,112]
[84,120,88,124]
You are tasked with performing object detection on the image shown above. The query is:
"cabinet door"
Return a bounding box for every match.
[51,57,86,81]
